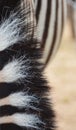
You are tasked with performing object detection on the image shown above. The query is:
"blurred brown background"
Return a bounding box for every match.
[44,15,76,130]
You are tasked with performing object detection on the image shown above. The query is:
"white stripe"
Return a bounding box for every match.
[33,0,38,11]
[0,56,31,83]
[37,0,47,41]
[0,5,35,51]
[0,92,38,109]
[51,0,62,59]
[51,0,67,59]
[63,0,67,24]
[0,14,24,51]
[13,113,42,128]
[43,0,56,63]
[74,9,76,38]
[0,113,42,129]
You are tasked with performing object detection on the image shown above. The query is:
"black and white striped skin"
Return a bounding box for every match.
[0,0,55,130]
[32,0,67,68]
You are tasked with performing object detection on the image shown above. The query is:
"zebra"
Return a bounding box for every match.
[2,0,75,68]
[32,0,67,68]
[0,0,55,130]
[2,0,75,69]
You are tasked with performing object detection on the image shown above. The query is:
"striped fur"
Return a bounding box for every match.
[0,0,55,130]
[33,0,67,67]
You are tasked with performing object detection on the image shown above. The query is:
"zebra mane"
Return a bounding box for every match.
[0,0,55,130]
[0,0,37,51]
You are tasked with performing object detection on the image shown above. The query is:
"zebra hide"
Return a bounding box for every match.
[0,0,55,130]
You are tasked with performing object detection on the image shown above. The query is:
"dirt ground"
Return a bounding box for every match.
[45,21,76,130]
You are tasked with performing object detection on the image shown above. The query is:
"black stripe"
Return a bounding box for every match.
[53,0,64,54]
[56,0,64,51]
[0,83,24,99]
[36,0,41,23]
[41,0,52,50]
[0,106,25,116]
[44,0,58,67]
[0,105,39,117]
[1,124,23,130]
[61,0,65,36]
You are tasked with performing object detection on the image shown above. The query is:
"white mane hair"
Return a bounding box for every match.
[0,0,55,130]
